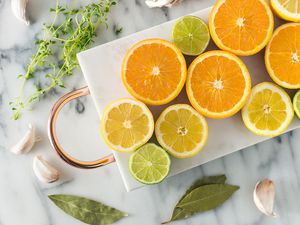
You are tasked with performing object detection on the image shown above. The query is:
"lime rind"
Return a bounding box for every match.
[293,90,300,119]
[172,15,210,56]
[129,143,171,184]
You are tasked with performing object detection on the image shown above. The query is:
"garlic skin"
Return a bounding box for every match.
[33,155,60,183]
[145,0,181,8]
[10,123,37,154]
[253,179,278,217]
[11,0,30,25]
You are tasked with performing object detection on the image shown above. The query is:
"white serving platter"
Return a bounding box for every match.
[77,6,300,191]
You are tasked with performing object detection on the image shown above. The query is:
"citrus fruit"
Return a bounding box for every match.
[172,15,210,56]
[186,50,251,119]
[209,0,274,56]
[122,39,187,105]
[129,143,171,184]
[242,82,294,137]
[293,90,300,119]
[270,0,300,22]
[155,104,208,158]
[100,98,154,152]
[265,23,300,89]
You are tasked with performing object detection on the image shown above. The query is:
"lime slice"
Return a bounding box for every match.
[172,15,210,56]
[129,143,171,184]
[293,90,300,119]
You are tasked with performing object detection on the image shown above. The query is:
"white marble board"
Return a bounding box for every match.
[77,7,300,191]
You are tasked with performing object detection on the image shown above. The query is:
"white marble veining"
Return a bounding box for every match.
[1,0,300,224]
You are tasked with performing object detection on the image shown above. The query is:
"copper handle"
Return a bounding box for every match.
[48,86,115,169]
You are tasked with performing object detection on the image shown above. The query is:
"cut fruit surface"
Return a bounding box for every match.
[172,15,210,56]
[209,0,274,56]
[129,143,171,184]
[271,0,300,22]
[186,50,251,119]
[155,104,208,158]
[265,23,300,89]
[293,90,300,119]
[242,82,294,137]
[100,99,154,152]
[122,39,187,105]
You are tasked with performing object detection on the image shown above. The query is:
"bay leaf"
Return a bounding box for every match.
[163,175,226,223]
[48,194,127,225]
[177,184,239,213]
[180,175,227,202]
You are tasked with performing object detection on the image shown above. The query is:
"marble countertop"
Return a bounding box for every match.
[1,0,300,224]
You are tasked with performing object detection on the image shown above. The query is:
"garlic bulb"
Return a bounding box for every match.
[10,123,38,154]
[33,155,60,183]
[145,0,181,8]
[253,179,278,217]
[11,0,30,25]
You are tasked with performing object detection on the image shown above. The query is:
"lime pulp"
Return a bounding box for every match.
[129,143,171,184]
[172,15,210,56]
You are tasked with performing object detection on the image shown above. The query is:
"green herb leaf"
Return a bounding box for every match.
[164,175,227,223]
[49,194,127,225]
[178,184,239,212]
[11,0,116,120]
[182,175,227,199]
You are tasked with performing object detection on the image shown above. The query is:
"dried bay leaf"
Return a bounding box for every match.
[49,194,127,225]
[168,175,227,222]
[163,175,238,224]
[178,184,239,212]
[180,175,227,201]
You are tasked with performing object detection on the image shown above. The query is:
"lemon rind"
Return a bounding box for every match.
[242,82,294,137]
[100,98,154,153]
[155,104,208,158]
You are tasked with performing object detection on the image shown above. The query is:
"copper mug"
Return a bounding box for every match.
[48,87,115,169]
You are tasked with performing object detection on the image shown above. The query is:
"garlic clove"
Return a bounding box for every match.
[33,155,60,183]
[10,123,37,154]
[253,179,278,217]
[11,0,30,25]
[145,0,180,8]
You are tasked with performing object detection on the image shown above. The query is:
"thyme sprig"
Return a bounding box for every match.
[10,0,116,120]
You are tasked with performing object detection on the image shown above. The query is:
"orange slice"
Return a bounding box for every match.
[122,39,187,105]
[265,23,300,89]
[186,50,251,118]
[209,0,274,56]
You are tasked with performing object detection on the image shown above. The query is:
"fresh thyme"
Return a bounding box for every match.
[10,0,116,120]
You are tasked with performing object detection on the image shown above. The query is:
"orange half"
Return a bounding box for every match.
[186,50,251,118]
[122,39,187,105]
[209,0,274,56]
[265,23,300,89]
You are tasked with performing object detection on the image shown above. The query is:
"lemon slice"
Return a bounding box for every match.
[155,104,208,158]
[271,0,300,22]
[242,82,294,137]
[129,143,171,184]
[100,98,154,152]
[293,90,300,119]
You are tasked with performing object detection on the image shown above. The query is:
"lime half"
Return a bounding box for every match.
[293,90,300,119]
[129,143,171,184]
[172,15,210,56]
